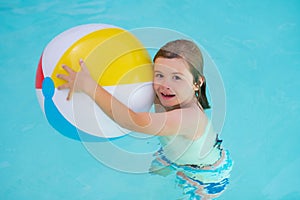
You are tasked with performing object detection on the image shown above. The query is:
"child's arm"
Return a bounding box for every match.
[57,59,206,138]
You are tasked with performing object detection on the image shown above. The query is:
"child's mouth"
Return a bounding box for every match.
[161,93,176,99]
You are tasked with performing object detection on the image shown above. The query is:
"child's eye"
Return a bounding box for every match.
[172,75,182,80]
[155,73,163,78]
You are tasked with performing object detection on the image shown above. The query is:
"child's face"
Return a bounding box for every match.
[153,57,196,108]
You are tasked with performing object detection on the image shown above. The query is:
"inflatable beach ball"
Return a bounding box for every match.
[35,24,154,141]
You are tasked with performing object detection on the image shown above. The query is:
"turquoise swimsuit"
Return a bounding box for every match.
[150,121,233,199]
[158,122,220,166]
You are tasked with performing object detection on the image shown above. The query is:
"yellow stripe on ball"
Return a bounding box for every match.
[51,28,152,88]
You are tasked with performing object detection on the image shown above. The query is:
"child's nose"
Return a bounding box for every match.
[161,79,171,89]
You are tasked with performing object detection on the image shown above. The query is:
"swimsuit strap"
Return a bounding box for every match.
[214,134,223,149]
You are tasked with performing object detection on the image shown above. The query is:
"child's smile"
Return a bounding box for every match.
[153,57,196,109]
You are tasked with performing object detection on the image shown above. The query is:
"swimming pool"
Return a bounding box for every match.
[1,0,300,199]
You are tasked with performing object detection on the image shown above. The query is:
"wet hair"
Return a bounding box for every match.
[153,39,210,109]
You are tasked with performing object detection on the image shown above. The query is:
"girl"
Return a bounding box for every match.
[57,39,233,199]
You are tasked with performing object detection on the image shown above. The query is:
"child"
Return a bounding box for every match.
[57,39,233,199]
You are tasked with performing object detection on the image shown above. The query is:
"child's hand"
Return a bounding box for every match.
[57,59,97,100]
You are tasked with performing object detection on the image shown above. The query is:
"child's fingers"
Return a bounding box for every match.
[56,74,71,82]
[57,83,74,100]
[58,60,86,101]
[79,59,88,72]
[57,83,70,90]
[66,89,74,101]
[62,64,75,74]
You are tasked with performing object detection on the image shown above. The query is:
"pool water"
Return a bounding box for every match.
[1,0,300,199]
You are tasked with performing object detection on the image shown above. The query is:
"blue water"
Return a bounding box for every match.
[1,0,300,199]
